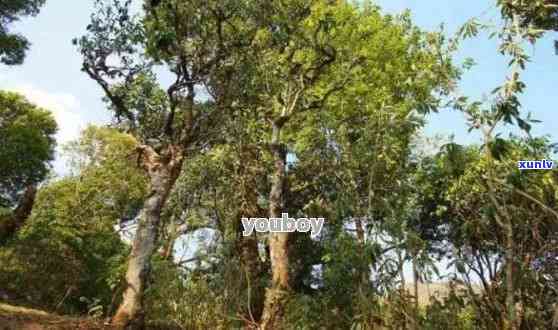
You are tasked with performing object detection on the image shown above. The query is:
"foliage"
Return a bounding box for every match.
[0,126,147,314]
[499,0,558,32]
[0,90,57,208]
[2,1,558,329]
[0,0,46,65]
[445,137,558,329]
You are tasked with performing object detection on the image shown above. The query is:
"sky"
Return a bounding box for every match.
[1,0,557,175]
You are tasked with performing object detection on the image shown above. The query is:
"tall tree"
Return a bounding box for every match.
[76,0,251,327]
[243,2,356,327]
[494,3,558,325]
[240,2,458,328]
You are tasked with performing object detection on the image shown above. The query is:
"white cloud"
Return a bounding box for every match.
[7,85,84,144]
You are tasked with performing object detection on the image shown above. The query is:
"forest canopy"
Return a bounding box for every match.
[0,1,557,330]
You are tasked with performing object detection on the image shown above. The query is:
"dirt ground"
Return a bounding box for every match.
[0,303,114,330]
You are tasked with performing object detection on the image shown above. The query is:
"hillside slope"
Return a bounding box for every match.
[0,303,112,330]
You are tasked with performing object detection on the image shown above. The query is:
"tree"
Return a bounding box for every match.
[75,0,251,327]
[0,90,57,243]
[244,2,351,326]
[0,125,147,314]
[233,2,459,327]
[154,140,270,326]
[492,3,558,326]
[441,137,558,329]
[0,0,46,65]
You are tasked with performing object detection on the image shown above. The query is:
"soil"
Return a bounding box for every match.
[0,303,114,330]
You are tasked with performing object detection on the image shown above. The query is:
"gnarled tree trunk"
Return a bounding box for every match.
[0,185,37,244]
[112,145,182,329]
[260,124,290,330]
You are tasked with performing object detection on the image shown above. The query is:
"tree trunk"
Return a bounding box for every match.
[504,223,516,330]
[483,135,516,330]
[412,257,419,330]
[552,304,558,329]
[260,124,290,330]
[398,250,406,291]
[0,185,37,244]
[112,146,182,329]
[355,216,369,289]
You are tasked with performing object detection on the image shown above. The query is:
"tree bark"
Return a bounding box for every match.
[552,304,558,329]
[355,216,369,289]
[112,145,182,329]
[0,185,37,244]
[412,256,419,330]
[483,129,516,330]
[260,123,290,330]
[504,223,516,330]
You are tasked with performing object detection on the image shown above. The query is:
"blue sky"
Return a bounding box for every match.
[1,0,557,174]
[382,1,557,144]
